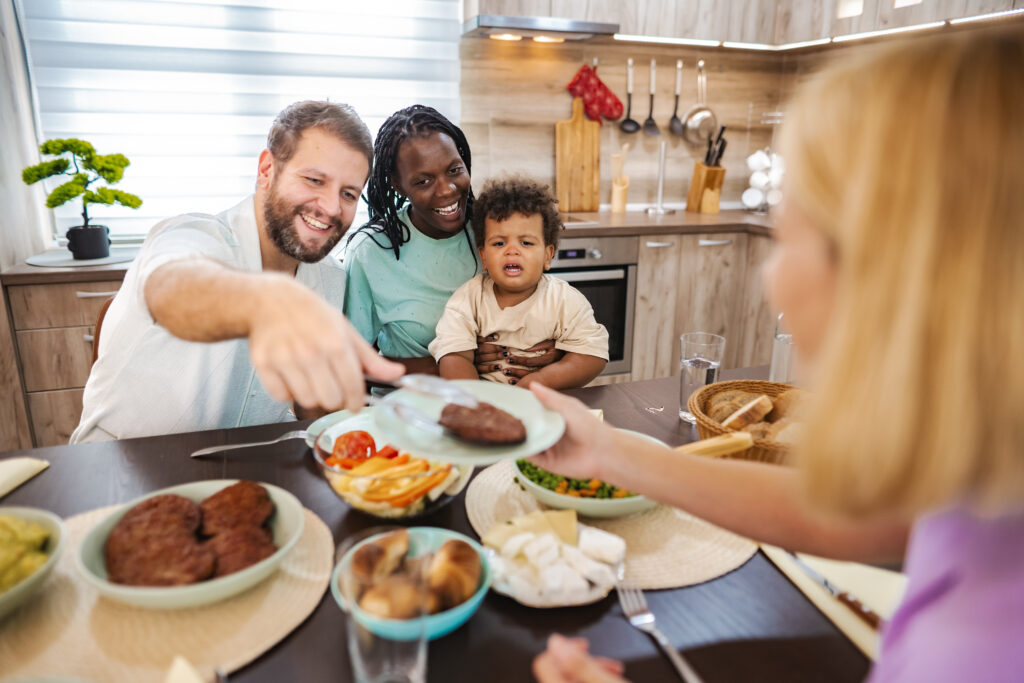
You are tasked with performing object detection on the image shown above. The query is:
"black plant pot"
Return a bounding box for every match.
[66,225,111,260]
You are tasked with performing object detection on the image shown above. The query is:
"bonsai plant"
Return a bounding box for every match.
[22,137,142,228]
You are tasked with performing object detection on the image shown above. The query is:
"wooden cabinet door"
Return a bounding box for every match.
[675,233,748,369]
[16,326,95,392]
[27,388,84,447]
[736,234,777,368]
[631,236,682,380]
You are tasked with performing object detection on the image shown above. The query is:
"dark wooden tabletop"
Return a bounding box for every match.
[0,369,870,682]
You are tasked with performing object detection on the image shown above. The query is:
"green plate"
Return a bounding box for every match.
[513,429,662,519]
[374,380,566,466]
[75,480,304,609]
[0,507,65,621]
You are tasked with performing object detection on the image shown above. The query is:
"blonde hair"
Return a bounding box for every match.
[781,28,1024,517]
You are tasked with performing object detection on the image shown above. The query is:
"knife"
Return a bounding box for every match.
[788,552,882,629]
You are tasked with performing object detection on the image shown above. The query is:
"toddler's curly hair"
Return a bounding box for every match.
[472,175,563,249]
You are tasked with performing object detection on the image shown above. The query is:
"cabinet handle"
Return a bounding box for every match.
[76,290,118,299]
[698,239,733,247]
[645,241,673,248]
[83,334,94,344]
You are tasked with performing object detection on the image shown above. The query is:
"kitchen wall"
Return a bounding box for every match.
[460,37,786,209]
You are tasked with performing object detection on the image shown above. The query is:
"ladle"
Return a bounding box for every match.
[619,58,640,134]
[642,59,660,137]
[669,59,684,136]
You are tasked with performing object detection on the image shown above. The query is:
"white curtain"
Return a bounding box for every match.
[19,0,461,239]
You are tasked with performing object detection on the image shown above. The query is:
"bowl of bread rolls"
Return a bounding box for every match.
[687,380,809,464]
[331,527,490,640]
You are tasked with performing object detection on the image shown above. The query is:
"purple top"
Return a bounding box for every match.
[868,506,1024,682]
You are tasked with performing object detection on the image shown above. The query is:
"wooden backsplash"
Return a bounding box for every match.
[460,37,788,209]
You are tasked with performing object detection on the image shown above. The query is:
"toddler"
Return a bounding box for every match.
[429,176,608,389]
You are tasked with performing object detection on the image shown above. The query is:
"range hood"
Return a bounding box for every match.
[462,14,619,41]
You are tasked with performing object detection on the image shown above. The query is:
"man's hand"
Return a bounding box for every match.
[247,278,403,412]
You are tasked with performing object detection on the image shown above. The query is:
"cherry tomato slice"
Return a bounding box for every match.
[332,430,376,462]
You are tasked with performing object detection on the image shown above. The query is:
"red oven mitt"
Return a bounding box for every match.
[567,65,623,123]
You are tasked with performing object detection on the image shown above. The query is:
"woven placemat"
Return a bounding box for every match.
[0,506,333,682]
[466,461,757,590]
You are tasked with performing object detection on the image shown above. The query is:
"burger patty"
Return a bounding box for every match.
[199,480,274,536]
[439,401,527,445]
[106,534,215,586]
[119,494,201,533]
[205,525,277,578]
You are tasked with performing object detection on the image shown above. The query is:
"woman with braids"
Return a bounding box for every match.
[343,105,561,376]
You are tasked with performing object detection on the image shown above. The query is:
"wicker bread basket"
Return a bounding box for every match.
[687,380,794,465]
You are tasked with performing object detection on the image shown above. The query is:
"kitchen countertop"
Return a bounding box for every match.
[1,210,772,286]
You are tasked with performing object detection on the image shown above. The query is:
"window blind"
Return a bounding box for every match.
[19,0,461,240]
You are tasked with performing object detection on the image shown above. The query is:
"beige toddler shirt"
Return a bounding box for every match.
[429,273,609,384]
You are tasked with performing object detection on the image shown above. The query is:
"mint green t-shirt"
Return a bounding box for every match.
[342,205,480,358]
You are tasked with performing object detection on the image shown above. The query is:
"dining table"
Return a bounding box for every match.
[0,368,871,682]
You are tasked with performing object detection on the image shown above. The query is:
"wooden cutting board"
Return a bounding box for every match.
[556,98,600,212]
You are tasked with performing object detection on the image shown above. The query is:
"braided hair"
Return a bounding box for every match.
[353,105,476,261]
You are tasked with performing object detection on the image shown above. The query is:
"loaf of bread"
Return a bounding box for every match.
[350,529,409,585]
[721,395,773,429]
[428,539,482,610]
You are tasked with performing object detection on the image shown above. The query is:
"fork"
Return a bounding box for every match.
[189,430,308,458]
[616,585,706,683]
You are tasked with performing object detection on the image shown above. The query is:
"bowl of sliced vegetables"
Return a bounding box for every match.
[312,409,472,519]
[513,429,661,519]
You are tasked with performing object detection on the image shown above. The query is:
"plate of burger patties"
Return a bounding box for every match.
[75,480,304,609]
[373,380,566,466]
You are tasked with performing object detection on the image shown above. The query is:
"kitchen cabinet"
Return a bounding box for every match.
[675,233,749,369]
[631,231,774,381]
[6,280,121,446]
[631,235,683,380]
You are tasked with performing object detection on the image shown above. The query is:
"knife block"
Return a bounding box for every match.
[686,162,726,214]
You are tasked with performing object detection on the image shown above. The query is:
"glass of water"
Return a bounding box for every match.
[769,313,797,384]
[679,332,726,423]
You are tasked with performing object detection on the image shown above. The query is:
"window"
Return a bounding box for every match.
[837,0,864,19]
[18,0,461,240]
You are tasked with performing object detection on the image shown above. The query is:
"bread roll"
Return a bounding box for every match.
[767,389,808,423]
[707,390,759,414]
[428,539,481,610]
[351,529,409,585]
[722,395,773,429]
[740,421,772,440]
[709,398,748,423]
[358,574,438,619]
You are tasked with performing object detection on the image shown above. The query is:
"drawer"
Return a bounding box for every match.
[28,388,84,447]
[17,326,94,392]
[8,281,121,330]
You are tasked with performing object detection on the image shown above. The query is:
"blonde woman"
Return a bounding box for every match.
[531,27,1024,683]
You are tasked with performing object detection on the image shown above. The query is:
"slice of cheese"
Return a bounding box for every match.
[511,510,559,537]
[542,509,578,546]
[483,521,522,551]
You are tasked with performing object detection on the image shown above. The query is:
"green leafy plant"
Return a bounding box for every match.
[22,138,142,228]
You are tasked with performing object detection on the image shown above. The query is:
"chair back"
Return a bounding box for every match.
[91,296,115,365]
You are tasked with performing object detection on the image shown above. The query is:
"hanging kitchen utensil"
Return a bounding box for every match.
[642,59,660,137]
[620,58,640,134]
[556,98,601,212]
[669,59,684,136]
[683,59,718,145]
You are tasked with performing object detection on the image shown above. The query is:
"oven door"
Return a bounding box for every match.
[548,265,635,375]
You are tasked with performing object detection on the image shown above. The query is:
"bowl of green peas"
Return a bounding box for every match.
[513,430,661,519]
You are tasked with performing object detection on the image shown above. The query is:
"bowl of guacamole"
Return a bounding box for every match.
[0,507,65,621]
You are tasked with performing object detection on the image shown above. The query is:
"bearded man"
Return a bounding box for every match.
[71,101,402,443]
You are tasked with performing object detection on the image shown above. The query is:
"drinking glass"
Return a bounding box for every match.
[679,332,726,423]
[769,313,797,384]
[337,528,429,683]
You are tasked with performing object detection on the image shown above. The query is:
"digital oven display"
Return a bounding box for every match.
[557,249,586,260]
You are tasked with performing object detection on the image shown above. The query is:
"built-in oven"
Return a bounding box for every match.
[548,236,637,375]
